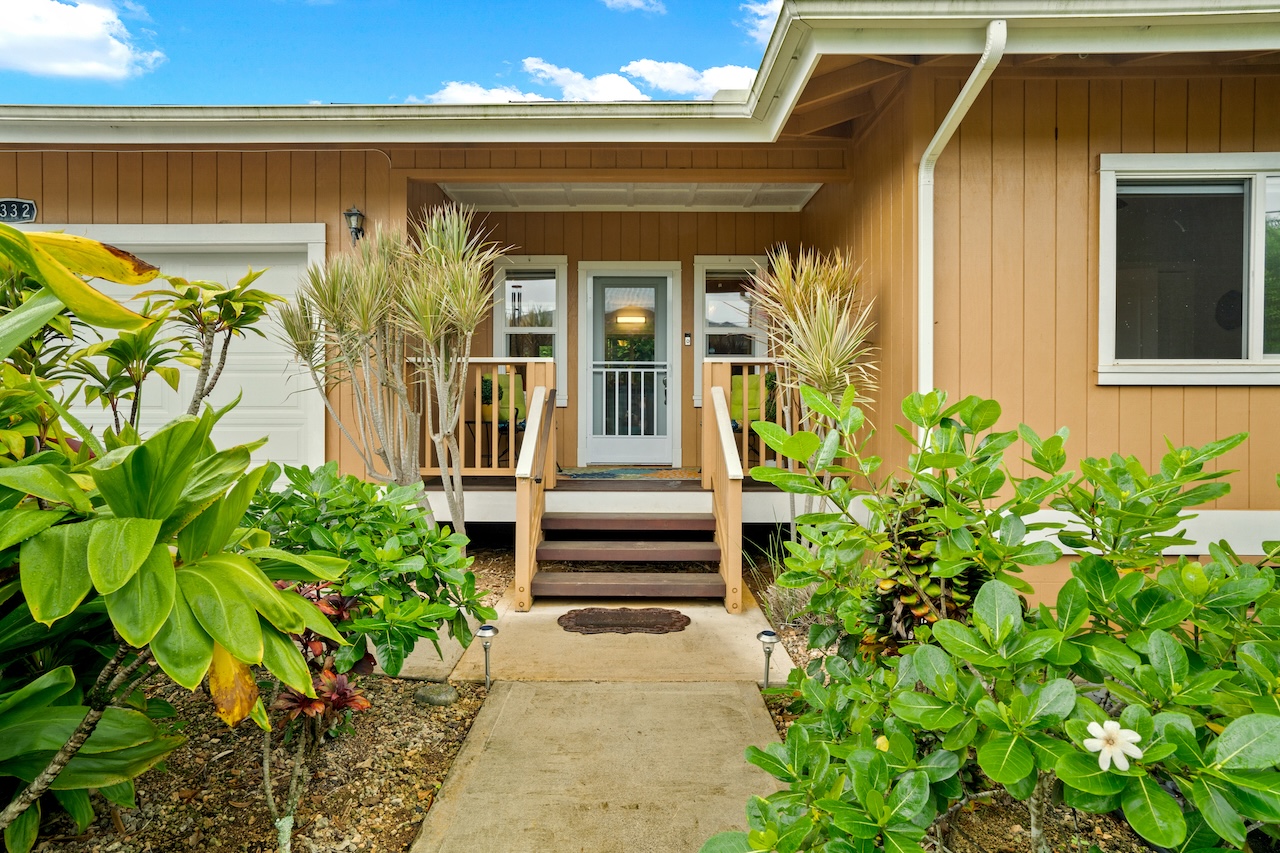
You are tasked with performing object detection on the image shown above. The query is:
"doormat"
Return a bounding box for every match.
[558,606,691,635]
[560,466,700,481]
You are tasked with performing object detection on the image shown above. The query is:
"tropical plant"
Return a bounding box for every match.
[400,205,509,538]
[67,315,186,432]
[747,246,876,406]
[140,269,282,415]
[280,205,509,538]
[280,225,429,518]
[0,227,343,850]
[706,387,1280,853]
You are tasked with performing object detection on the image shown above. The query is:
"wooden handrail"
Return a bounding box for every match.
[514,386,548,479]
[710,386,744,482]
[533,388,556,484]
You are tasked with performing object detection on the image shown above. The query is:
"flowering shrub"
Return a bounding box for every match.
[706,389,1280,853]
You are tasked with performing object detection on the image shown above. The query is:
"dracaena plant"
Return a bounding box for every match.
[707,387,1280,853]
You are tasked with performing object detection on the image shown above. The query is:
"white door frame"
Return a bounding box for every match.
[577,261,682,467]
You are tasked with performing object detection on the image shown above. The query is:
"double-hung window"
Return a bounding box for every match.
[493,256,568,404]
[1099,153,1280,384]
[693,256,768,405]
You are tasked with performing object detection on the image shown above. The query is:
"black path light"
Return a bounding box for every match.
[757,629,780,689]
[343,205,365,246]
[476,624,499,690]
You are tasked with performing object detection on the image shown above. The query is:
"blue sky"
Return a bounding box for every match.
[0,0,782,105]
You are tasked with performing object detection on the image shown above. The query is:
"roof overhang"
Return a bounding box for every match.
[438,181,822,212]
[1,0,1277,146]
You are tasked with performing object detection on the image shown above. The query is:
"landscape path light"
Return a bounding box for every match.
[476,624,499,690]
[757,629,779,689]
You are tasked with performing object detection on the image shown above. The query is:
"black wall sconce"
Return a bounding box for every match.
[343,205,365,246]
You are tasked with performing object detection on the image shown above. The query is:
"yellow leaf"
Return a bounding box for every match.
[27,231,160,284]
[208,642,259,727]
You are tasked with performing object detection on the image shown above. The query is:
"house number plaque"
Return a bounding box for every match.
[0,199,37,224]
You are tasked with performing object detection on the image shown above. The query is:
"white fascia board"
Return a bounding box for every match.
[17,222,325,252]
[792,1,1280,23]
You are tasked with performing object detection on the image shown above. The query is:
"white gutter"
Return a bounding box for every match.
[917,19,1007,399]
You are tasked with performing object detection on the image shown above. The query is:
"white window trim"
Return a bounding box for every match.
[577,261,683,467]
[1098,152,1280,386]
[493,255,569,407]
[693,255,768,406]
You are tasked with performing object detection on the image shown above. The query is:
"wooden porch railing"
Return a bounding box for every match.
[419,357,555,477]
[702,362,744,614]
[702,357,800,474]
[513,385,557,612]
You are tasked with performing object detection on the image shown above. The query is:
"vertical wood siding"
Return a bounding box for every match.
[929,72,1280,507]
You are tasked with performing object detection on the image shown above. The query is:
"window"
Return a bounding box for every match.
[1100,154,1280,384]
[694,256,767,405]
[493,256,568,405]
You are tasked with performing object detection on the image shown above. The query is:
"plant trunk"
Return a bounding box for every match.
[186,330,216,416]
[263,710,311,853]
[1027,772,1055,853]
[0,646,151,832]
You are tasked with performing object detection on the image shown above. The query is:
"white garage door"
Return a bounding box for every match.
[27,224,327,469]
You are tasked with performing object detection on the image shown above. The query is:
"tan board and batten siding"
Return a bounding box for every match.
[801,68,1280,511]
[0,144,833,473]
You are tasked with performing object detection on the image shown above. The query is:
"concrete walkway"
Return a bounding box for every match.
[410,591,794,853]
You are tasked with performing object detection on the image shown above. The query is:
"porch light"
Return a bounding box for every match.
[757,629,780,689]
[616,314,646,325]
[476,624,499,690]
[343,205,365,246]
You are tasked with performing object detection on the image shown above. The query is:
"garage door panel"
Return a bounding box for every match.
[70,247,323,468]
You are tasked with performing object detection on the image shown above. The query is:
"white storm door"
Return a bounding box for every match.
[585,274,674,465]
[65,241,324,469]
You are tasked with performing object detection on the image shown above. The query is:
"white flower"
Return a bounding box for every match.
[1083,720,1144,771]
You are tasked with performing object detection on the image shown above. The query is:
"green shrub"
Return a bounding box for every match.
[707,388,1280,853]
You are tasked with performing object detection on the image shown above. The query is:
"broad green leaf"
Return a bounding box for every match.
[19,521,93,625]
[882,829,925,853]
[917,749,961,782]
[244,548,347,582]
[175,564,263,664]
[886,771,930,823]
[99,780,136,809]
[932,620,1002,666]
[150,583,215,690]
[1122,775,1186,848]
[1075,634,1140,673]
[746,743,795,782]
[1054,577,1091,634]
[1027,679,1077,727]
[0,508,65,552]
[87,517,162,594]
[1055,751,1128,795]
[890,691,967,730]
[0,224,151,330]
[176,465,268,561]
[4,797,38,853]
[91,415,211,519]
[191,553,306,635]
[260,620,314,696]
[1146,629,1189,691]
[1184,779,1245,847]
[800,386,840,422]
[779,431,821,463]
[0,287,63,362]
[699,832,752,853]
[910,645,954,696]
[973,581,1022,649]
[0,464,91,513]
[965,399,1001,433]
[104,544,175,647]
[1207,715,1280,769]
[977,733,1035,784]
[0,706,157,761]
[0,736,184,790]
[53,788,94,833]
[0,666,75,718]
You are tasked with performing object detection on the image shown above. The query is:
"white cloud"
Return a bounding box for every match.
[601,0,665,12]
[522,57,649,102]
[621,60,755,99]
[411,81,551,105]
[740,0,782,46]
[0,0,164,80]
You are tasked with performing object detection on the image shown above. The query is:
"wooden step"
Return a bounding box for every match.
[531,571,726,598]
[541,512,716,533]
[536,539,722,563]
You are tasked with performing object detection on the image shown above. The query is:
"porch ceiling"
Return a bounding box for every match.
[437,182,823,212]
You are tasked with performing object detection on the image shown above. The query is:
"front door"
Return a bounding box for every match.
[585,274,673,464]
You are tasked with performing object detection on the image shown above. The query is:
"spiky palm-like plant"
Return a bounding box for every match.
[748,245,877,409]
[280,224,432,522]
[401,205,509,538]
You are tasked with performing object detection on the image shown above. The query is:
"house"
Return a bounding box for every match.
[4,1,1279,612]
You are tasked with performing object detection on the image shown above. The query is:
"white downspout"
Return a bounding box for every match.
[917,19,1008,398]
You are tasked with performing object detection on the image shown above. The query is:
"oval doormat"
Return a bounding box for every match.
[557,607,691,635]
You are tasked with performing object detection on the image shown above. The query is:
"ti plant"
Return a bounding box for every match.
[139,269,282,415]
[707,386,1280,853]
